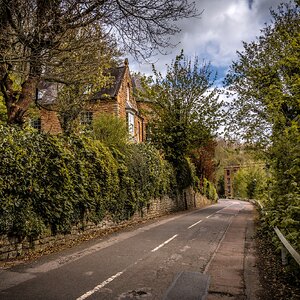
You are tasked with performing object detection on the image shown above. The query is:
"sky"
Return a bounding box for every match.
[130,0,291,85]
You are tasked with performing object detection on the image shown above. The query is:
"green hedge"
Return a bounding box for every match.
[0,126,175,239]
[202,178,218,202]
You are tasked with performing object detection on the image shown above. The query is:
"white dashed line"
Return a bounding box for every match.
[188,220,203,229]
[76,271,124,300]
[151,234,178,252]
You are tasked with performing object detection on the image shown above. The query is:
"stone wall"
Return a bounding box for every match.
[0,189,212,261]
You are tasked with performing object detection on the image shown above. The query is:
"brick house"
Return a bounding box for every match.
[32,59,147,142]
[224,165,240,198]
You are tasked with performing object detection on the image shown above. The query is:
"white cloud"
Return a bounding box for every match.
[129,0,290,77]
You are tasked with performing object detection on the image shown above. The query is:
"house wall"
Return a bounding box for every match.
[36,60,147,142]
[40,109,62,134]
[86,101,118,118]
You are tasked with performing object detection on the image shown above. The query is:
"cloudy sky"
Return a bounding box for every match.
[130,0,290,84]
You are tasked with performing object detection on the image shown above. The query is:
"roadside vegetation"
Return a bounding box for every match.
[0,124,177,239]
[224,0,300,276]
[0,1,220,243]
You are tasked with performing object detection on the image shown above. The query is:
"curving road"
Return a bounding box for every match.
[0,199,259,299]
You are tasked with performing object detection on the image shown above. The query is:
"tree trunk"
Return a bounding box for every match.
[7,76,38,126]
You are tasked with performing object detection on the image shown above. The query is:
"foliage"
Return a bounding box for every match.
[224,1,300,145]
[91,113,129,153]
[0,95,6,124]
[139,50,222,162]
[0,0,198,125]
[214,139,257,195]
[0,126,176,238]
[125,144,176,214]
[202,178,218,202]
[224,1,300,251]
[264,123,300,252]
[137,51,222,190]
[190,140,217,183]
[233,165,267,199]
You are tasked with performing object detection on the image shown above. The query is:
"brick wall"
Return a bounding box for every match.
[0,189,212,261]
[40,109,62,134]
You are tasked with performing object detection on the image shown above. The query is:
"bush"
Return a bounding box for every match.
[0,125,176,238]
[91,113,129,152]
[202,178,218,202]
[0,126,122,237]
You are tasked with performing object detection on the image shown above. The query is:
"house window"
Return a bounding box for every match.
[80,111,93,126]
[227,169,230,176]
[126,111,135,138]
[36,89,45,101]
[30,118,41,131]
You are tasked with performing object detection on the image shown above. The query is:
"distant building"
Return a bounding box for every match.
[224,165,240,198]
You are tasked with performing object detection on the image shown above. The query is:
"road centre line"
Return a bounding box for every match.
[77,233,178,299]
[76,271,123,300]
[151,234,178,252]
[206,203,236,219]
[188,220,203,229]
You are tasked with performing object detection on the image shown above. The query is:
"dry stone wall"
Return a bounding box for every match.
[0,189,212,261]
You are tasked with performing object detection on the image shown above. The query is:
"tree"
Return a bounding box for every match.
[0,0,199,126]
[224,1,300,146]
[138,51,222,189]
[139,50,222,163]
[190,140,217,183]
[40,24,121,134]
[224,1,300,250]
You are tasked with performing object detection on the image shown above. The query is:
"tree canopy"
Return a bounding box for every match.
[0,0,199,125]
[137,51,222,190]
[224,1,300,251]
[224,1,300,145]
[139,50,222,163]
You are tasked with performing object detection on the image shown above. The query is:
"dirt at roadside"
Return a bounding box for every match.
[255,221,300,300]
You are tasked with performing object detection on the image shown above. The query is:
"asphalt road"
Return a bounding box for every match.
[0,199,252,300]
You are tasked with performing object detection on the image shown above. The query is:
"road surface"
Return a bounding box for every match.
[0,199,259,299]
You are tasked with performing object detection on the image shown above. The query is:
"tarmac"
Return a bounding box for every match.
[205,202,262,299]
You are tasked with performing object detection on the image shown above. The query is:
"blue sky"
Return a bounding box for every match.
[130,0,291,84]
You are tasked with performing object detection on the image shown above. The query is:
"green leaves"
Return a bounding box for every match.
[225,1,300,253]
[137,51,222,191]
[0,125,176,238]
[225,2,300,145]
[139,50,222,162]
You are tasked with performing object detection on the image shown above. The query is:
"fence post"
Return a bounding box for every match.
[281,245,288,266]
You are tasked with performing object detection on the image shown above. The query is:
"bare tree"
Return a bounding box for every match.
[0,0,199,126]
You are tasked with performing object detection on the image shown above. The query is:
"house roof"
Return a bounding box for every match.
[92,65,126,100]
[37,59,130,104]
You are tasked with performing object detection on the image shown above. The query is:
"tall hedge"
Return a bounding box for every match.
[0,126,176,239]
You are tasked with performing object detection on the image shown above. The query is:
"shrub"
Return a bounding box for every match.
[202,177,218,202]
[91,113,129,152]
[0,125,177,239]
[0,126,119,237]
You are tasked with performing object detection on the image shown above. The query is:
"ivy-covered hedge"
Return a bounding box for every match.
[0,126,175,239]
[202,178,218,202]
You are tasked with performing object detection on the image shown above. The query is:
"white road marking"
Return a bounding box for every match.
[151,234,178,252]
[206,203,237,219]
[188,220,203,229]
[76,271,123,300]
